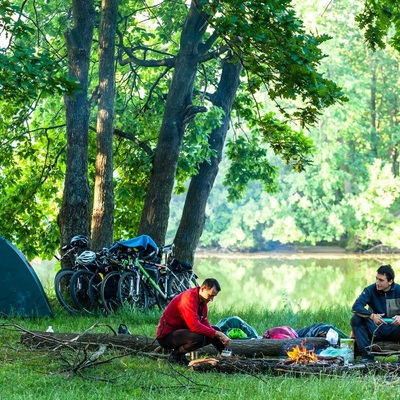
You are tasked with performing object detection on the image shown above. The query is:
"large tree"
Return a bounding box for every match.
[173,53,242,263]
[0,0,87,258]
[91,0,119,251]
[135,0,344,254]
[58,0,95,251]
[0,0,354,260]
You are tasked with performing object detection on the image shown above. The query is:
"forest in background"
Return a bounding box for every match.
[166,0,400,253]
[0,0,399,260]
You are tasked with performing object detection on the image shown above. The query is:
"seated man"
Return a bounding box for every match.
[156,278,230,365]
[351,264,400,362]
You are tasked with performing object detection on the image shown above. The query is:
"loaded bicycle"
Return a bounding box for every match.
[54,234,198,315]
[53,235,90,315]
[104,235,199,312]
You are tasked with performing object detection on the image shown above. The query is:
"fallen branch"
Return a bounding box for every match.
[20,330,159,353]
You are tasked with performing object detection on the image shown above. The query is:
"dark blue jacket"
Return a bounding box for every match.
[352,283,400,318]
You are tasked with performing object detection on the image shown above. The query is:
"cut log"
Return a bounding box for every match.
[188,357,399,376]
[200,337,329,357]
[368,341,400,356]
[20,331,329,357]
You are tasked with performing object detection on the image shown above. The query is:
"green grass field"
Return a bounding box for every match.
[1,299,400,400]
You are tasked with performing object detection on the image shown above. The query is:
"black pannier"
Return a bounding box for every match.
[169,258,193,273]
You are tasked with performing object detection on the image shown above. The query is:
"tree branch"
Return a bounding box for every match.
[113,128,153,156]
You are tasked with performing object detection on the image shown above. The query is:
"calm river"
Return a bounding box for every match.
[33,251,400,312]
[193,252,400,312]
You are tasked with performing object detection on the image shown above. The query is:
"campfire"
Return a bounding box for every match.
[286,343,319,364]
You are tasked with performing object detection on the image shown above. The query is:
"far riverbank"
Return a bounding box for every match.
[195,245,400,260]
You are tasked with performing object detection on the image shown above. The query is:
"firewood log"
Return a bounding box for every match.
[20,331,329,357]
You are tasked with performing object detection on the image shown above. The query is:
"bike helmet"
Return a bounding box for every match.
[70,235,89,248]
[76,250,97,266]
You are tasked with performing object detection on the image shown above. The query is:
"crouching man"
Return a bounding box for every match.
[156,278,230,365]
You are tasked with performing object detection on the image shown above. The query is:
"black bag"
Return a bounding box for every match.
[169,258,193,272]
[118,323,131,335]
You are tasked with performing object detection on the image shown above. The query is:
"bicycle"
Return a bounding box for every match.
[99,234,159,314]
[69,249,114,315]
[111,237,199,311]
[53,235,89,314]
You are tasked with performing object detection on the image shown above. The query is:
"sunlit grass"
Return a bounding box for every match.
[1,303,400,399]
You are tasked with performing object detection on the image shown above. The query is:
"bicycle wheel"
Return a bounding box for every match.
[100,271,121,314]
[88,272,106,314]
[151,274,170,310]
[54,269,81,315]
[166,271,199,300]
[179,271,199,289]
[118,271,149,311]
[70,270,96,314]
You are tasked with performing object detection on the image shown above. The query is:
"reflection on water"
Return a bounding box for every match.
[32,253,400,312]
[194,254,400,311]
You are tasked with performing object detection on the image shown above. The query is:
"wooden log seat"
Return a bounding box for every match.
[20,331,329,357]
[368,341,400,356]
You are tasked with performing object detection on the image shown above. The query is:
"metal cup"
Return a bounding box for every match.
[221,349,232,357]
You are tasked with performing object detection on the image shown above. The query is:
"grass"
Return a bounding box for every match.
[1,297,400,400]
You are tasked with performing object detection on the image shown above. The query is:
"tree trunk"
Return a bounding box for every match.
[369,53,378,157]
[137,2,209,247]
[20,331,329,358]
[91,0,118,251]
[58,0,95,254]
[174,55,242,264]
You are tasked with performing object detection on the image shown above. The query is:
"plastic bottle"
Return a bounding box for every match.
[326,328,338,347]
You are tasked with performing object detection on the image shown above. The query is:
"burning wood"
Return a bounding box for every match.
[286,343,318,364]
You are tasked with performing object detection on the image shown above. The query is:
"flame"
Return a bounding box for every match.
[286,343,318,363]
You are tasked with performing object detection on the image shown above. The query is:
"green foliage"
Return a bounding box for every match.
[199,0,400,252]
[0,121,66,259]
[199,0,347,127]
[256,112,315,172]
[356,0,400,52]
[0,1,80,106]
[345,160,400,250]
[175,106,224,194]
[1,0,398,258]
[224,112,314,202]
[224,135,278,201]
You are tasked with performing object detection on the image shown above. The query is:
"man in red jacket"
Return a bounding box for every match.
[156,278,230,365]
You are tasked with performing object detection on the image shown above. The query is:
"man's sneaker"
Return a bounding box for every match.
[168,350,189,365]
[361,357,375,364]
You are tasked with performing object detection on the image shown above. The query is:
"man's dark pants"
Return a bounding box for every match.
[157,328,225,355]
[351,315,400,360]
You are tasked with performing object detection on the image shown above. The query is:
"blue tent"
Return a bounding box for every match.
[0,236,53,317]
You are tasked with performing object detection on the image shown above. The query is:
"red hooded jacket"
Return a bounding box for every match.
[156,287,217,339]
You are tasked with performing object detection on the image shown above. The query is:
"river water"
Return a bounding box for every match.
[32,251,400,312]
[193,252,400,312]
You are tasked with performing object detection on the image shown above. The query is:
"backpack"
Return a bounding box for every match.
[263,325,298,340]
